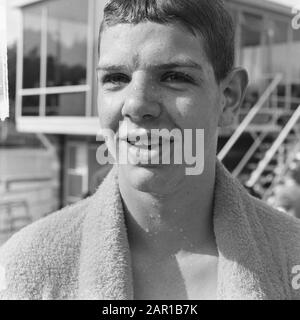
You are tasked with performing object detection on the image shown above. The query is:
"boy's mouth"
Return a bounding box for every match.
[126,136,172,150]
[120,128,174,147]
[119,130,175,165]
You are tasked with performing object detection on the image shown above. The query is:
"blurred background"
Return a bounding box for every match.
[0,0,300,245]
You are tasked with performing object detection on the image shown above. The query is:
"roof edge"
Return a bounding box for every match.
[228,0,293,15]
[10,0,294,15]
[9,0,45,8]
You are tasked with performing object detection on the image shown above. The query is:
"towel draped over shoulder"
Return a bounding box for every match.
[1,161,300,300]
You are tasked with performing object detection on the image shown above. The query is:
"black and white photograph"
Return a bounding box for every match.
[0,0,300,301]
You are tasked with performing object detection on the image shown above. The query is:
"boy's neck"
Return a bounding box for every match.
[119,163,218,256]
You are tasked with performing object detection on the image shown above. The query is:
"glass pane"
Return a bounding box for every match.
[46,0,88,87]
[67,174,83,197]
[68,145,77,169]
[291,30,300,81]
[270,20,288,44]
[265,19,288,76]
[240,12,264,86]
[45,92,86,116]
[292,84,300,98]
[241,12,263,47]
[23,6,42,88]
[291,84,300,110]
[22,96,40,116]
[239,11,265,107]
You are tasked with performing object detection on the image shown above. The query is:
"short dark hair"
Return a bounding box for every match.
[99,0,235,82]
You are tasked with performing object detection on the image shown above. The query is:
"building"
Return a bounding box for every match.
[10,0,300,208]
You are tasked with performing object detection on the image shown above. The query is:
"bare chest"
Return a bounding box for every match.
[131,250,218,300]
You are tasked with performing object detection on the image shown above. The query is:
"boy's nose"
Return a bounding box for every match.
[121,75,161,122]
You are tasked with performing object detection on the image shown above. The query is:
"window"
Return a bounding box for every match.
[241,12,263,47]
[239,12,265,109]
[22,95,40,116]
[46,0,88,87]
[239,12,264,86]
[20,0,93,117]
[266,18,289,76]
[290,30,300,110]
[46,92,86,116]
[291,30,300,84]
[23,6,42,88]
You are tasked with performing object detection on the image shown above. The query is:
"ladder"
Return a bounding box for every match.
[218,73,300,199]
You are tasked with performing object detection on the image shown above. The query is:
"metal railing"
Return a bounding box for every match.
[246,105,300,188]
[218,73,283,161]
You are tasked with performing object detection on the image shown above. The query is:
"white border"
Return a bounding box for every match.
[17,116,101,135]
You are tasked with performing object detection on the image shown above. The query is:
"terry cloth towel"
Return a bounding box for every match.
[0,161,300,299]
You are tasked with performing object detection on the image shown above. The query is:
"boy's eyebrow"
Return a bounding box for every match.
[96,58,204,72]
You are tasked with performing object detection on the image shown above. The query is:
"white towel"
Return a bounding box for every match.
[0,161,300,299]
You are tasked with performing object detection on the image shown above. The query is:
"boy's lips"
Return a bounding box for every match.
[126,136,174,149]
[126,141,171,165]
[117,129,175,165]
[119,128,174,150]
[126,138,157,150]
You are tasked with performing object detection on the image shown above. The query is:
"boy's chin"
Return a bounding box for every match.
[118,163,185,195]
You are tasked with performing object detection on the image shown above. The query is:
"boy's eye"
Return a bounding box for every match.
[101,73,130,86]
[161,72,195,84]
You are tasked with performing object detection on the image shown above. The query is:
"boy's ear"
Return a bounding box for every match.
[218,68,248,127]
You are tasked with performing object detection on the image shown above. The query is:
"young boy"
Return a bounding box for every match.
[1,0,300,300]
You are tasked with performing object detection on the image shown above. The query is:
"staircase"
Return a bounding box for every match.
[218,73,300,200]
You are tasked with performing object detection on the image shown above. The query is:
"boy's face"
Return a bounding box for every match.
[97,22,225,193]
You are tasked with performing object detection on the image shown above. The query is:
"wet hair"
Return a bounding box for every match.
[99,0,235,82]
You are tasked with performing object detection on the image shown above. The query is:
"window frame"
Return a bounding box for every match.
[227,1,294,111]
[17,0,95,118]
